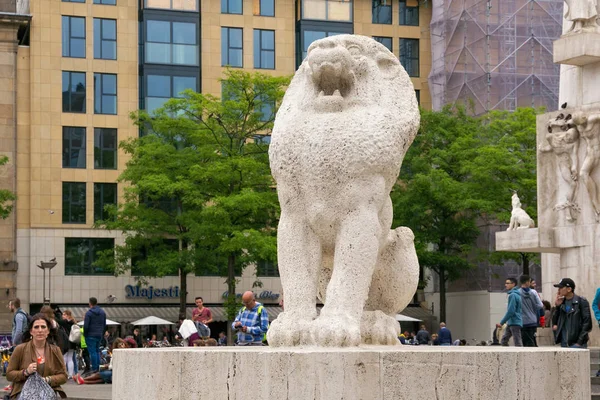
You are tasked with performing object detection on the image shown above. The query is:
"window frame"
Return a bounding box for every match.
[94,0,116,4]
[94,18,117,60]
[399,0,419,26]
[372,0,392,25]
[94,182,117,222]
[221,27,243,68]
[94,128,117,170]
[62,127,86,169]
[253,29,275,70]
[144,73,198,114]
[62,16,86,58]
[94,73,117,115]
[373,36,392,53]
[62,71,87,113]
[62,182,87,224]
[415,89,420,105]
[256,260,279,277]
[144,19,199,66]
[144,0,199,11]
[254,0,274,16]
[62,0,85,3]
[65,238,114,276]
[399,38,419,77]
[221,0,242,14]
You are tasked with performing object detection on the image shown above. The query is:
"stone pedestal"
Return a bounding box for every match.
[112,346,590,400]
[554,32,600,66]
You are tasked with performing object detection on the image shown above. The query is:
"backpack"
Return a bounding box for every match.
[13,310,31,342]
[69,324,82,344]
[56,325,70,354]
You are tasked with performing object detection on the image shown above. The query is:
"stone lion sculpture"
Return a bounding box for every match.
[507,193,535,231]
[267,35,420,347]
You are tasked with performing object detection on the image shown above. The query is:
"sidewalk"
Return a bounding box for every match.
[0,375,111,400]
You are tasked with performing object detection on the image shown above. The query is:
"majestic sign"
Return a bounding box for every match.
[221,290,280,301]
[125,285,180,300]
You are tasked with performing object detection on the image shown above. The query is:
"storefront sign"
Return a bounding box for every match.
[125,285,180,300]
[221,290,280,301]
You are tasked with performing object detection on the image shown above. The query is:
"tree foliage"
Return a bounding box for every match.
[96,70,290,327]
[0,156,16,219]
[392,106,539,322]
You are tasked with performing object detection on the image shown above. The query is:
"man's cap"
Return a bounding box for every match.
[553,278,575,289]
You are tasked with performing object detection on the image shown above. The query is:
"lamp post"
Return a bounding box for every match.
[37,259,57,305]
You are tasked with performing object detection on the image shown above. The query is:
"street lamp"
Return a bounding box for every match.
[37,258,57,305]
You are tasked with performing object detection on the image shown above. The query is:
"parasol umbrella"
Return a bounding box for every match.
[131,316,174,326]
[77,318,120,326]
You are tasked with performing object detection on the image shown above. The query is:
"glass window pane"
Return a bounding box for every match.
[253,30,260,67]
[303,0,326,19]
[173,76,196,97]
[145,0,170,8]
[172,0,198,11]
[173,22,196,44]
[102,74,116,94]
[172,44,197,65]
[71,17,85,37]
[262,30,274,50]
[328,0,352,21]
[374,36,392,52]
[102,95,117,114]
[260,0,274,16]
[230,49,242,67]
[230,28,242,46]
[146,42,170,63]
[146,97,168,114]
[62,17,70,57]
[102,19,116,40]
[221,28,228,65]
[147,75,170,97]
[261,52,274,69]
[71,38,85,57]
[373,1,392,24]
[147,21,170,42]
[102,41,116,59]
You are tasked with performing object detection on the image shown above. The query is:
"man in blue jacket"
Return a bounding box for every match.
[438,322,452,345]
[519,275,543,347]
[497,277,523,346]
[83,297,107,374]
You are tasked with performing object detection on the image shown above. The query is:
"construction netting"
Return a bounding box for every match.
[429,0,563,114]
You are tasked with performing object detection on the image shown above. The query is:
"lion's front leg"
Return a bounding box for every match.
[267,212,320,347]
[308,203,382,347]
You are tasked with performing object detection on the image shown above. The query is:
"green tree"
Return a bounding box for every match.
[464,108,540,275]
[0,156,16,219]
[96,70,289,339]
[392,106,481,323]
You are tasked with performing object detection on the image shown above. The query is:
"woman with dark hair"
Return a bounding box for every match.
[75,337,128,385]
[61,310,77,380]
[6,313,68,399]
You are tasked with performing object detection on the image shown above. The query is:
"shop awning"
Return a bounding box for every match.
[61,305,283,324]
[398,306,435,322]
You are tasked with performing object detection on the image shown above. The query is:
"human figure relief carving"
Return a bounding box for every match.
[268,35,420,347]
[563,0,600,34]
[507,193,535,231]
[572,111,600,221]
[540,114,580,221]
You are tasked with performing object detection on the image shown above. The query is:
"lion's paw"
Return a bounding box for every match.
[361,311,400,345]
[308,312,361,347]
[267,311,313,347]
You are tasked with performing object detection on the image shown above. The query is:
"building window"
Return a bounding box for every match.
[62,127,86,169]
[372,0,391,24]
[63,182,86,224]
[221,0,242,14]
[399,38,419,77]
[94,128,117,169]
[62,71,86,113]
[374,36,392,53]
[145,20,198,66]
[132,239,179,276]
[145,0,198,11]
[94,0,116,4]
[94,183,117,222]
[415,89,420,105]
[253,29,275,69]
[257,260,279,277]
[94,73,117,115]
[62,0,85,3]
[253,0,274,16]
[302,30,343,60]
[145,74,197,114]
[221,27,243,67]
[94,18,116,60]
[62,16,86,58]
[399,0,419,26]
[302,0,352,22]
[65,238,114,275]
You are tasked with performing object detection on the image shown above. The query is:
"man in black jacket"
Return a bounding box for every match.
[552,278,592,348]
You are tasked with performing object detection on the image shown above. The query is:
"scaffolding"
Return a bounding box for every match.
[429,0,563,114]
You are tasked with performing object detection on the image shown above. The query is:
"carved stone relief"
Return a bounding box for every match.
[563,0,600,35]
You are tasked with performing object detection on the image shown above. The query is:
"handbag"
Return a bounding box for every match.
[17,373,58,400]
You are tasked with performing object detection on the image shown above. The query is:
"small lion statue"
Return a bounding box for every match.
[507,192,535,231]
[268,35,420,347]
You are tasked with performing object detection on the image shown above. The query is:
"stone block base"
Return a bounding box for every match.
[112,346,590,400]
[495,228,560,253]
[554,32,600,66]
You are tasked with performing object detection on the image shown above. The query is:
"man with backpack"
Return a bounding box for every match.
[84,297,107,373]
[9,298,28,346]
[232,291,269,346]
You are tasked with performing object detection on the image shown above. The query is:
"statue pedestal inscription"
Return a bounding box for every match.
[112,347,590,400]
